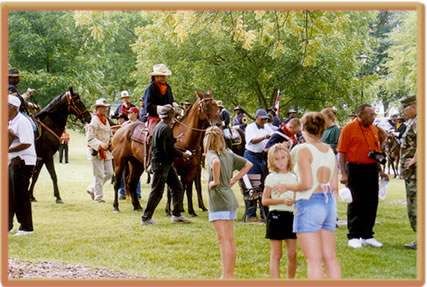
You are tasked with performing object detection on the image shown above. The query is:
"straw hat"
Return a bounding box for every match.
[216,100,224,108]
[149,64,172,77]
[120,90,130,99]
[91,98,111,110]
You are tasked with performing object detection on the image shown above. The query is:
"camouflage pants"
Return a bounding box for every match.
[404,178,417,232]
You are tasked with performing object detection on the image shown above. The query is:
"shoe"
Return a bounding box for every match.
[246,217,260,223]
[119,196,126,200]
[362,238,383,247]
[141,218,157,225]
[14,230,34,236]
[94,199,105,203]
[87,190,94,200]
[171,215,192,224]
[403,241,417,249]
[348,238,362,248]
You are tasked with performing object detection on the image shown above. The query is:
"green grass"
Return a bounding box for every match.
[8,130,418,280]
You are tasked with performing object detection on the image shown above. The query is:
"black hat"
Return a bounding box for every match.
[118,113,128,120]
[8,68,23,77]
[267,106,277,113]
[139,96,144,101]
[233,105,243,111]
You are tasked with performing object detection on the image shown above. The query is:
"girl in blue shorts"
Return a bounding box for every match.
[262,143,298,279]
[273,112,341,279]
[203,126,252,279]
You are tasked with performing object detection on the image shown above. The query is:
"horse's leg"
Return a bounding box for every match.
[186,179,197,217]
[165,186,172,217]
[44,156,63,204]
[28,160,44,202]
[396,153,400,178]
[128,158,143,211]
[195,166,207,211]
[146,172,151,184]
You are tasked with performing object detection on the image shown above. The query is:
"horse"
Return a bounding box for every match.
[227,126,246,156]
[28,88,92,203]
[111,91,221,213]
[385,131,401,177]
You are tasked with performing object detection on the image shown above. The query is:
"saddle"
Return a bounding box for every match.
[239,174,263,201]
[224,127,242,146]
[129,122,152,172]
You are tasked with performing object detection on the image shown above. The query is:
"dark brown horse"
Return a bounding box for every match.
[29,88,91,203]
[385,131,401,177]
[111,91,221,213]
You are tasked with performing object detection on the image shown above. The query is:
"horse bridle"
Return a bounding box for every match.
[173,97,216,132]
[66,92,88,121]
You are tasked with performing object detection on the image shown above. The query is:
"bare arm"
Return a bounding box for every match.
[230,161,253,188]
[337,152,348,185]
[262,186,295,206]
[9,143,31,153]
[250,134,271,144]
[208,159,220,191]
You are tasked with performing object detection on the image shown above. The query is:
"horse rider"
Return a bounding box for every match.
[283,108,297,124]
[217,100,230,128]
[112,90,135,120]
[140,104,192,225]
[267,106,281,128]
[399,95,417,249]
[144,64,179,134]
[232,105,248,130]
[182,99,192,113]
[86,98,114,203]
[138,95,148,123]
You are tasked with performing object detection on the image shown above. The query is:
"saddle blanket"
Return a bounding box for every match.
[224,127,242,145]
[130,123,148,144]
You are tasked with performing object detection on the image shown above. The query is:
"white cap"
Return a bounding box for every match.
[8,95,21,108]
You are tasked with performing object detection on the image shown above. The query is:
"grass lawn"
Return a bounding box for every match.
[7,129,419,280]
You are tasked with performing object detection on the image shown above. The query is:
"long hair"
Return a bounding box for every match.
[267,143,293,173]
[203,126,226,156]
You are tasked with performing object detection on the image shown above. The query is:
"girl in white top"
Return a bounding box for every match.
[262,143,298,279]
[273,112,341,279]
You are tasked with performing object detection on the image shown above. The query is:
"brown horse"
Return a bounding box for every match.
[111,91,221,213]
[385,131,401,177]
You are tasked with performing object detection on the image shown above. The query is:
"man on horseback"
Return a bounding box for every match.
[144,64,178,133]
[141,105,192,225]
[232,105,248,130]
[399,95,417,250]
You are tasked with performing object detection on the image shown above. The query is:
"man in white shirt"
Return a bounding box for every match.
[243,109,273,222]
[8,95,37,235]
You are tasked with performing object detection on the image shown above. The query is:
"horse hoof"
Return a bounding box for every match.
[56,199,64,204]
[133,208,143,212]
[113,209,120,213]
[191,214,198,218]
[201,208,208,212]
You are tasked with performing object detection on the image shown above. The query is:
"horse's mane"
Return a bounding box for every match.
[34,93,66,118]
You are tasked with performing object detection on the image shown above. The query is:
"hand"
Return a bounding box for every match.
[26,88,35,97]
[340,173,348,185]
[230,177,237,188]
[264,134,271,140]
[380,172,389,181]
[283,199,296,206]
[208,181,217,191]
[404,157,416,169]
[272,184,287,194]
[100,143,109,150]
[183,153,191,160]
[176,132,184,142]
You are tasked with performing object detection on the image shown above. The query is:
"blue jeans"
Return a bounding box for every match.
[243,150,267,219]
[119,176,141,199]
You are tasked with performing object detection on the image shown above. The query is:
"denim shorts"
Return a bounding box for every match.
[293,192,337,233]
[209,209,238,222]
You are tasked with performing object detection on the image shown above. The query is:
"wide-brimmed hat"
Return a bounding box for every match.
[91,98,111,110]
[8,94,21,108]
[216,100,224,108]
[8,68,23,77]
[233,105,243,111]
[159,104,175,119]
[267,106,277,113]
[255,109,269,119]
[149,64,172,77]
[120,90,130,99]
[400,95,416,109]
[287,108,296,114]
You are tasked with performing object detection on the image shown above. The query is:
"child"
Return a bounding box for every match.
[203,126,253,279]
[262,143,298,279]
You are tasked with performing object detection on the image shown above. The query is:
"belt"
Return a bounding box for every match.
[247,150,263,155]
[347,162,376,165]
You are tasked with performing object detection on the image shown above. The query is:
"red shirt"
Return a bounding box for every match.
[337,119,380,164]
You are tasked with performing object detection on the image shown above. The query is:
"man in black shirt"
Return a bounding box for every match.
[141,105,191,225]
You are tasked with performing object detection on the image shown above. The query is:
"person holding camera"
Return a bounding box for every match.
[337,104,389,249]
[86,98,114,203]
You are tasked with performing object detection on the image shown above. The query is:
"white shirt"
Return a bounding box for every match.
[245,122,273,153]
[8,112,37,165]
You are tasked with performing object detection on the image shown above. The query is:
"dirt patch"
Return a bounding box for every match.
[8,259,146,280]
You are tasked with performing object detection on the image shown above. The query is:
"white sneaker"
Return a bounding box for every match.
[362,238,383,247]
[171,215,192,224]
[14,230,34,236]
[348,238,362,248]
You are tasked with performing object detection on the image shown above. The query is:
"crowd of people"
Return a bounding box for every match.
[8,64,418,280]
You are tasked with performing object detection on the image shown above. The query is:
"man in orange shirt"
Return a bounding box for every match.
[337,104,389,249]
[59,129,70,164]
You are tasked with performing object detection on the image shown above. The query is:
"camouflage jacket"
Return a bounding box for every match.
[400,116,416,180]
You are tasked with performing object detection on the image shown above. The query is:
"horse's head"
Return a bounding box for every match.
[195,91,222,128]
[66,87,91,123]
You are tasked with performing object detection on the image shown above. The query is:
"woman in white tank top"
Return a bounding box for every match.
[273,112,341,279]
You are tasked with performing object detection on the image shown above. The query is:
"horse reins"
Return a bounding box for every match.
[36,118,61,142]
[66,92,88,121]
[173,97,214,132]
